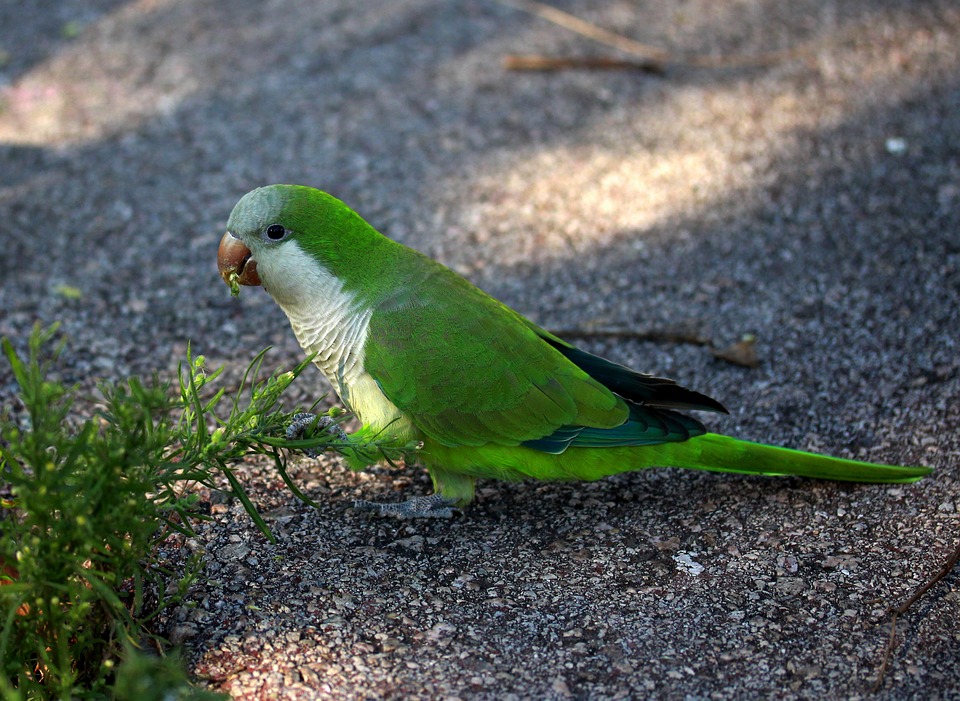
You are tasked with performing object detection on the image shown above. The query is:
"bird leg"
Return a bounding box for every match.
[352,493,461,519]
[288,418,467,518]
[285,412,349,457]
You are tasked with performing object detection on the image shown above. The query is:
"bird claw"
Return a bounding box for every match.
[352,493,461,519]
[285,412,348,457]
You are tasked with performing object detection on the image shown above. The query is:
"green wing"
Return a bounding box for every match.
[363,259,724,452]
[363,268,626,447]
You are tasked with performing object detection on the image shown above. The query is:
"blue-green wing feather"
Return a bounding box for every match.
[524,403,706,453]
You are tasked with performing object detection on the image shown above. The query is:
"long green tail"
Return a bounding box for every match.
[653,433,931,484]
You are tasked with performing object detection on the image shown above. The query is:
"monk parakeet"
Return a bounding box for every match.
[217,184,930,518]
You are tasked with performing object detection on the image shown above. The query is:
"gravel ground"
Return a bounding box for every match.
[2,1,959,698]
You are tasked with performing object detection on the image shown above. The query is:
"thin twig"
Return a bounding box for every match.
[503,54,664,75]
[895,543,960,615]
[873,539,960,691]
[495,0,669,62]
[494,0,808,70]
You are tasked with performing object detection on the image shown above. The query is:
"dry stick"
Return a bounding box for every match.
[873,539,960,691]
[495,0,670,62]
[503,54,664,75]
[494,0,808,70]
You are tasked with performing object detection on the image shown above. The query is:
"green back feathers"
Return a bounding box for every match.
[363,268,629,447]
[361,251,722,453]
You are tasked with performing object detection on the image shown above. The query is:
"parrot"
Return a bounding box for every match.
[217,184,931,518]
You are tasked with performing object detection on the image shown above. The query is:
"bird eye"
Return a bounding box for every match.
[264,224,286,241]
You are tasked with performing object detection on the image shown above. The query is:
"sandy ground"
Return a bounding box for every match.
[1,1,959,698]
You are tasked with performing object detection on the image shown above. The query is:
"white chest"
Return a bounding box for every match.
[257,244,409,435]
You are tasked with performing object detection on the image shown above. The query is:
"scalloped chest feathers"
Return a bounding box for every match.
[259,244,408,434]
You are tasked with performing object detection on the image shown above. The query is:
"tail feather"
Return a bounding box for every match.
[657,433,930,484]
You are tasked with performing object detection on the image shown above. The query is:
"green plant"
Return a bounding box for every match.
[0,325,366,698]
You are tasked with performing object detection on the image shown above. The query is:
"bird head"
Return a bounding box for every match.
[218,184,379,304]
[218,184,301,293]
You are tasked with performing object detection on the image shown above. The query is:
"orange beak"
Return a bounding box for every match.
[217,232,261,287]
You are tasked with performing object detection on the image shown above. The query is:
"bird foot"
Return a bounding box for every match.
[285,412,349,457]
[352,493,461,519]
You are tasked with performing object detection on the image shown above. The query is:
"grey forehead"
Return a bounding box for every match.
[227,186,284,233]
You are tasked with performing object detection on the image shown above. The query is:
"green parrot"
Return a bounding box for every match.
[217,184,930,518]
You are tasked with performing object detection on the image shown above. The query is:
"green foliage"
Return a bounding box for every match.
[172,345,325,530]
[0,325,362,699]
[112,646,224,701]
